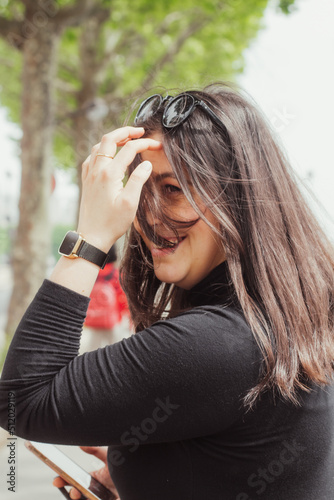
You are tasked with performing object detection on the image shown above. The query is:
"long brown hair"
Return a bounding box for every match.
[120,82,334,407]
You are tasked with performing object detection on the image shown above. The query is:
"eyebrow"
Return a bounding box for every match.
[153,172,194,188]
[153,172,177,182]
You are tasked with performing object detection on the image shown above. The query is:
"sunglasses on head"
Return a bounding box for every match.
[134,93,227,130]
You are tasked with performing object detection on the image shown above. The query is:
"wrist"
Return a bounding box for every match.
[50,256,100,297]
[76,229,116,254]
[59,231,112,269]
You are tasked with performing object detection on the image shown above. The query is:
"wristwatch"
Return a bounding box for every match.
[58,231,108,269]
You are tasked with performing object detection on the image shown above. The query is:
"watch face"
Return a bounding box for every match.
[59,231,80,256]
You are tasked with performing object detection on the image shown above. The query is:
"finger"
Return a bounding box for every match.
[117,138,131,147]
[53,475,84,500]
[89,143,102,169]
[97,127,145,157]
[53,475,84,499]
[84,127,145,172]
[82,154,92,181]
[121,160,152,208]
[53,476,68,488]
[114,138,161,175]
[79,446,108,464]
[80,143,101,174]
[91,469,119,498]
[69,487,82,500]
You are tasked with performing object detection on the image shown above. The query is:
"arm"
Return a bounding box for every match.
[0,280,259,445]
[0,125,161,440]
[50,126,161,298]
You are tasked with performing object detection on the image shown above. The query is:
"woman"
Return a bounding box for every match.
[1,83,334,499]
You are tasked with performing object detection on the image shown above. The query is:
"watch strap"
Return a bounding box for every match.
[59,231,109,269]
[77,240,108,269]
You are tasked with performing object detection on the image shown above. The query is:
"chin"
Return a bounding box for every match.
[154,270,192,290]
[153,264,186,287]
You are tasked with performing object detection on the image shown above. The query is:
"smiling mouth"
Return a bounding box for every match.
[156,236,186,248]
[151,236,186,256]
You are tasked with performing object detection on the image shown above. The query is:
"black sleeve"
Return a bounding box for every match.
[0,279,260,446]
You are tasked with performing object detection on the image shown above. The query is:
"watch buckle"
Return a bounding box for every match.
[71,235,85,258]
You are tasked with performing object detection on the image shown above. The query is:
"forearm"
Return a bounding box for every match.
[50,255,101,297]
[0,279,89,439]
[0,280,89,381]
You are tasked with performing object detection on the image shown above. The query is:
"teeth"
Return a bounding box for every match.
[154,240,178,249]
[153,237,185,249]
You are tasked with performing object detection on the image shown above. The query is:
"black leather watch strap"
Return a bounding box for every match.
[77,240,108,268]
[59,231,109,269]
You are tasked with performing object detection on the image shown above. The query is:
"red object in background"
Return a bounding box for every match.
[85,263,129,329]
[51,173,56,193]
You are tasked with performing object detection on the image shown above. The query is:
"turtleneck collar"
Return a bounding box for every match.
[187,260,236,308]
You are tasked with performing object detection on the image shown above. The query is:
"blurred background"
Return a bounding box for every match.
[0,0,333,498]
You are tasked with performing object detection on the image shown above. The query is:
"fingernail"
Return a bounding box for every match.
[141,161,152,171]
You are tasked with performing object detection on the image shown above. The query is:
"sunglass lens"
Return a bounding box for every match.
[163,94,194,128]
[135,95,162,125]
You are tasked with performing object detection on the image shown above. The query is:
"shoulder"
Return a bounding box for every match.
[132,304,262,384]
[108,304,263,426]
[150,304,257,352]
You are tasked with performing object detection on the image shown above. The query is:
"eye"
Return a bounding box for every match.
[164,184,182,194]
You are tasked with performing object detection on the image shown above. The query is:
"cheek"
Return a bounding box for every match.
[133,218,145,241]
[193,218,222,253]
[167,200,198,221]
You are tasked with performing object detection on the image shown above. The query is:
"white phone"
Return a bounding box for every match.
[25,441,116,500]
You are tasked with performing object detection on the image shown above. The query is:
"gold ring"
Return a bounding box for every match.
[96,153,115,159]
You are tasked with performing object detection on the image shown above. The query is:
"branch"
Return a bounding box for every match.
[0,16,24,49]
[139,17,209,92]
[97,29,143,78]
[55,101,103,125]
[52,0,109,29]
[58,61,77,77]
[55,77,78,94]
[155,12,184,37]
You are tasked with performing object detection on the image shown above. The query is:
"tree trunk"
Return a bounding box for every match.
[74,16,108,222]
[5,26,61,339]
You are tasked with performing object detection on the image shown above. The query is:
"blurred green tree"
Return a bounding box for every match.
[0,0,295,342]
[0,0,110,342]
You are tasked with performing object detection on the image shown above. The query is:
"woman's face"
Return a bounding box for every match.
[134,133,226,290]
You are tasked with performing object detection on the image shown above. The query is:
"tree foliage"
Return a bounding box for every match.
[0,0,296,170]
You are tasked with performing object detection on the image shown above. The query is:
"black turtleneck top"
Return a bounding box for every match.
[0,262,333,499]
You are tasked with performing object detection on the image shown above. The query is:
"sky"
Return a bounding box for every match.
[0,0,333,236]
[238,0,334,240]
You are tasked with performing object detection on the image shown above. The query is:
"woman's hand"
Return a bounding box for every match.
[50,126,161,297]
[53,446,120,500]
[77,126,162,252]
